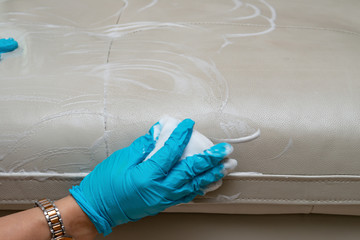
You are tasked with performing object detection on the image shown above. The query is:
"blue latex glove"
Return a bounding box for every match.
[70,119,233,235]
[0,38,18,59]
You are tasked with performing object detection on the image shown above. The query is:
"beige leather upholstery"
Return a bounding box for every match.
[1,0,360,214]
[1,210,359,240]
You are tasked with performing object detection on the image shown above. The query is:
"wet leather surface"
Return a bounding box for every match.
[1,0,360,213]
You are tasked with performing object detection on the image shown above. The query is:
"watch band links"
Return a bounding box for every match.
[35,198,73,240]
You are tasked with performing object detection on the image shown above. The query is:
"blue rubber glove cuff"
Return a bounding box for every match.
[70,186,113,236]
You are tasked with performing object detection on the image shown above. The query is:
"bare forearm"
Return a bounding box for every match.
[0,204,50,240]
[56,195,98,240]
[0,195,97,240]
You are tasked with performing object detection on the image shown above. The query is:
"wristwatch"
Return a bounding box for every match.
[35,198,73,240]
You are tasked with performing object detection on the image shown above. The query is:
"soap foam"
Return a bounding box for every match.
[144,116,237,193]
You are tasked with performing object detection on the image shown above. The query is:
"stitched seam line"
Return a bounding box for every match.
[182,22,360,37]
[1,178,360,183]
[0,179,81,182]
[223,179,360,183]
[197,198,360,203]
[2,198,360,203]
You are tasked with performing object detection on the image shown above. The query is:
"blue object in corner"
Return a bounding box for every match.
[0,38,19,58]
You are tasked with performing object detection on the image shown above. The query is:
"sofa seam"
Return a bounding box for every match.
[2,198,360,203]
[183,22,360,37]
[1,178,360,183]
[197,198,360,203]
[223,179,360,183]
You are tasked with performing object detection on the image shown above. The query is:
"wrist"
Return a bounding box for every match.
[55,195,98,240]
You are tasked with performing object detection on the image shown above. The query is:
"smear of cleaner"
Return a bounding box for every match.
[0,38,19,60]
[144,116,238,193]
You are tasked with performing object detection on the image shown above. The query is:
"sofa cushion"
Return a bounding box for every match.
[1,0,360,214]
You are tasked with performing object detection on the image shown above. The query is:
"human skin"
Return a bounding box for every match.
[0,195,98,240]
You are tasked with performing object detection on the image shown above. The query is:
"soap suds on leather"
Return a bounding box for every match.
[144,116,238,192]
[0,0,274,174]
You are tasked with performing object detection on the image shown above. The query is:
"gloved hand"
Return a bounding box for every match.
[70,119,233,235]
[0,38,18,58]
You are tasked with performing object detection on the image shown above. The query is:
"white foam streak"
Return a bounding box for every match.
[232,3,260,20]
[211,128,261,143]
[221,0,277,50]
[230,0,243,12]
[138,0,158,12]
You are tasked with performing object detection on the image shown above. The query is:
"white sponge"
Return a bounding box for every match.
[144,116,237,193]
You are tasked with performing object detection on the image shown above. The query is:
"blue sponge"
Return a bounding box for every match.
[0,38,19,55]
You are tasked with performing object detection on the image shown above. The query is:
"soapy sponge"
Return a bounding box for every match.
[145,116,237,193]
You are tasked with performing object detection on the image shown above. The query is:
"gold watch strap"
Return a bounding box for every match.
[35,198,73,240]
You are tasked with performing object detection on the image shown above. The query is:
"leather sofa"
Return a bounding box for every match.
[1,0,359,238]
